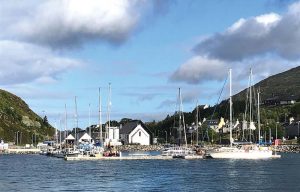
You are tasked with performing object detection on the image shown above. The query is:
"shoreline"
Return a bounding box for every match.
[2,144,300,154]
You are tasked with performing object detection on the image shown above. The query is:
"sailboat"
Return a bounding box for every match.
[209,69,280,159]
[162,88,198,159]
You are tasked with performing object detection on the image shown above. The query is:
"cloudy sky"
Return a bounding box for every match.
[0,0,299,129]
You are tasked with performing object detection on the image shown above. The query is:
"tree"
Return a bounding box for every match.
[43,115,49,125]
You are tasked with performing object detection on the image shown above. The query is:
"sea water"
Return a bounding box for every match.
[0,153,300,191]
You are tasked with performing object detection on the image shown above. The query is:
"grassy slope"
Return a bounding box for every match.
[0,89,54,144]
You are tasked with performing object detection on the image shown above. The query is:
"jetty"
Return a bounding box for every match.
[6,148,40,154]
[65,155,172,161]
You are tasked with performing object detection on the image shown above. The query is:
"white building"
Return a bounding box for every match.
[0,140,8,150]
[105,126,122,146]
[78,133,93,144]
[120,121,152,145]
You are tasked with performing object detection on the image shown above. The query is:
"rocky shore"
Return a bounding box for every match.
[116,144,300,153]
[275,145,300,153]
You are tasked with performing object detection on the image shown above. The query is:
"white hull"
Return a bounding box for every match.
[210,146,278,159]
[162,147,195,157]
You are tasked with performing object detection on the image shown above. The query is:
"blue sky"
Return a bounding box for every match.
[0,0,299,129]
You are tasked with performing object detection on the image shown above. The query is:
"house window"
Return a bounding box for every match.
[139,131,141,137]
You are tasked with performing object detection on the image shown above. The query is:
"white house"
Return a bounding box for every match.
[78,133,93,143]
[120,121,152,145]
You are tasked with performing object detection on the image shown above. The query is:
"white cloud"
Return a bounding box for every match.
[193,5,300,61]
[170,56,227,84]
[171,1,300,85]
[0,40,81,85]
[0,0,170,48]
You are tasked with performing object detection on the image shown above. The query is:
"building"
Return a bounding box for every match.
[263,95,297,106]
[285,122,300,139]
[78,133,93,144]
[206,119,219,130]
[120,120,152,145]
[105,126,122,146]
[0,139,8,151]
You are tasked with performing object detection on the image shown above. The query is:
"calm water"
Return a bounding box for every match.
[1,153,300,192]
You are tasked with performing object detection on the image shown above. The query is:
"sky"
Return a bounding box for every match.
[0,0,300,129]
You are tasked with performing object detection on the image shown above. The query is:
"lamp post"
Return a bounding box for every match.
[275,122,278,140]
[20,132,22,145]
[298,121,300,138]
[16,131,19,146]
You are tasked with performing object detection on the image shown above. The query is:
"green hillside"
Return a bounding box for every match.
[146,66,300,143]
[234,66,300,101]
[0,89,54,144]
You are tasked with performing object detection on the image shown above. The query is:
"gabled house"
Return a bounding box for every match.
[120,120,152,145]
[206,119,219,130]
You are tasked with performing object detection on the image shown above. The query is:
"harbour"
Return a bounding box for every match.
[1,1,300,191]
[1,153,300,191]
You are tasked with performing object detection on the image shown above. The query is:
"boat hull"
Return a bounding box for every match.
[210,150,274,159]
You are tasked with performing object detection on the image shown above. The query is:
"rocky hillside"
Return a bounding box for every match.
[0,89,54,144]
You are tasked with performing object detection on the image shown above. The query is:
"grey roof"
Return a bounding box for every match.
[120,120,152,135]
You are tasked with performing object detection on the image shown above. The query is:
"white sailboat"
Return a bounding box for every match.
[162,88,198,158]
[209,69,280,159]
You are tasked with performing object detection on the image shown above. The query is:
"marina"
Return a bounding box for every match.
[1,153,300,192]
[1,1,300,191]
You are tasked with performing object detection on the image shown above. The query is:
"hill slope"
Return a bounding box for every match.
[0,89,54,144]
[234,66,300,101]
[146,66,300,143]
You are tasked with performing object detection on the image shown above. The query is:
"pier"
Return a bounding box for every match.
[5,148,40,154]
[65,155,172,161]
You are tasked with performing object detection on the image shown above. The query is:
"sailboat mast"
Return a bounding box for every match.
[107,83,112,139]
[229,68,233,147]
[74,96,78,143]
[55,120,58,145]
[99,88,103,143]
[179,88,187,147]
[64,104,67,139]
[196,100,199,145]
[249,68,252,142]
[88,103,91,137]
[59,119,62,150]
[258,89,261,144]
[178,88,182,145]
[108,83,111,129]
